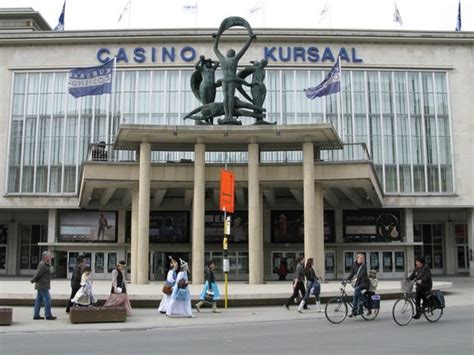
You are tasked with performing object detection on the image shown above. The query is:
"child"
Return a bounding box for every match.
[195,260,221,313]
[71,266,97,307]
[365,270,378,315]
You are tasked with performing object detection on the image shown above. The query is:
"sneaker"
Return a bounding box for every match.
[212,310,221,313]
[284,304,290,310]
[194,305,201,313]
[349,312,358,318]
[33,316,45,320]
[297,309,303,313]
[413,313,421,319]
[46,316,57,320]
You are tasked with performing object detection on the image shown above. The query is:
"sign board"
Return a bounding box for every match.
[343,209,402,242]
[219,169,235,214]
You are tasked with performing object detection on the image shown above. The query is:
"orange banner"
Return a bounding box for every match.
[219,169,235,213]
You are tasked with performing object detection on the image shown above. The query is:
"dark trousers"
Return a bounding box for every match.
[66,286,81,312]
[285,281,306,307]
[415,284,432,312]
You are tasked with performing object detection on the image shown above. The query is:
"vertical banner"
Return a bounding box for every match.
[219,169,235,213]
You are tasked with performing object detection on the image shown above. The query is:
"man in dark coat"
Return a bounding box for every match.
[347,253,369,317]
[31,251,56,320]
[408,256,433,319]
[66,256,85,313]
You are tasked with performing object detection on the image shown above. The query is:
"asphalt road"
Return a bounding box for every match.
[1,305,473,355]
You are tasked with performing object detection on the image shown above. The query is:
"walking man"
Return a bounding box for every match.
[31,251,57,320]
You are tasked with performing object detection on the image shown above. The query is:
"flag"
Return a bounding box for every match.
[53,1,65,31]
[304,58,341,99]
[118,0,131,23]
[249,1,263,14]
[393,2,403,26]
[182,2,198,14]
[455,0,462,31]
[68,60,114,98]
[318,1,329,23]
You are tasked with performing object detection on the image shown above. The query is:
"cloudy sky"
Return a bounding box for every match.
[0,0,471,31]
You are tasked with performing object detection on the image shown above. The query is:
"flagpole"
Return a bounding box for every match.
[129,0,132,29]
[109,57,117,151]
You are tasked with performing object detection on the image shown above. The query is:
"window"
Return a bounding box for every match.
[20,225,47,270]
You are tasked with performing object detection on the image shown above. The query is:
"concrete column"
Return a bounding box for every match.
[405,208,415,273]
[117,210,126,244]
[47,209,57,244]
[248,140,263,284]
[468,208,474,277]
[303,141,325,278]
[192,140,205,284]
[137,142,151,284]
[131,188,139,284]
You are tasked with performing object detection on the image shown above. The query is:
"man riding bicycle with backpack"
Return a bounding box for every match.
[407,256,433,319]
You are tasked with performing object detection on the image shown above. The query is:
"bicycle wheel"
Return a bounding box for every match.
[325,298,348,324]
[424,306,443,322]
[361,306,379,321]
[392,297,414,326]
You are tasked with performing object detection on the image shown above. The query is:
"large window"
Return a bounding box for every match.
[8,68,454,195]
[19,225,47,271]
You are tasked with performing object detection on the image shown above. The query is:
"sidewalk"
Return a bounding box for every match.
[0,277,471,335]
[0,277,456,307]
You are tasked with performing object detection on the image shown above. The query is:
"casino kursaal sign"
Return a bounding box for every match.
[343,210,402,243]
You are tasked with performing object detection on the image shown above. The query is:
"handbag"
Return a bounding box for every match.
[162,284,173,295]
[205,289,214,302]
[114,286,122,294]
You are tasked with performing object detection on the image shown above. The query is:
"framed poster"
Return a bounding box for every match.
[204,211,248,243]
[149,211,189,243]
[271,210,335,243]
[58,211,117,242]
[343,209,402,242]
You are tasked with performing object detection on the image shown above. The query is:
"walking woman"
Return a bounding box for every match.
[103,260,132,316]
[166,259,194,318]
[297,258,322,313]
[284,256,306,310]
[158,256,178,314]
[195,260,221,313]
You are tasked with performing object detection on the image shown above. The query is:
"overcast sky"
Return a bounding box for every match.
[0,0,471,31]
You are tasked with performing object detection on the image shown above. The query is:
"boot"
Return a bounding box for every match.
[297,300,305,313]
[212,302,221,313]
[195,301,203,313]
[316,301,323,313]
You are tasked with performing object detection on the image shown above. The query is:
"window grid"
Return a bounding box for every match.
[7,68,454,196]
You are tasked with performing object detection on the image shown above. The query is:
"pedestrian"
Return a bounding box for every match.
[103,260,132,315]
[284,256,306,310]
[166,258,194,318]
[365,270,379,315]
[346,253,369,318]
[66,255,85,313]
[297,258,322,313]
[70,266,97,307]
[30,251,57,320]
[195,260,221,313]
[278,257,288,281]
[158,256,178,314]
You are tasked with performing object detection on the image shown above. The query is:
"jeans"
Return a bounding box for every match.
[302,280,321,304]
[352,286,366,314]
[34,288,52,318]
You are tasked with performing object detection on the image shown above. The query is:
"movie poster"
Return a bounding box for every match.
[58,211,117,242]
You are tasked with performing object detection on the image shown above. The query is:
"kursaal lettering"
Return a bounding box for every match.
[96,46,363,64]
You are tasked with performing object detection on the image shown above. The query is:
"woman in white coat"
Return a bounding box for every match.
[158,256,178,314]
[166,259,194,318]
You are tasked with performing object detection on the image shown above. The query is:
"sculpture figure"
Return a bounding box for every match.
[190,55,220,105]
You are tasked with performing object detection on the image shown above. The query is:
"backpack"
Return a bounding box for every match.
[431,290,445,309]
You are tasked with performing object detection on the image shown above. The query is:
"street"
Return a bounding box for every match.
[1,304,472,355]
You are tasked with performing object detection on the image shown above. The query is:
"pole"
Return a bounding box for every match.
[223,211,230,309]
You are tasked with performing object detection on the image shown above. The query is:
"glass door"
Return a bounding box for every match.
[455,224,469,273]
[325,251,335,280]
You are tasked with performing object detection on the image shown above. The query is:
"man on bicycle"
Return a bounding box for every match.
[408,256,432,319]
[346,253,369,317]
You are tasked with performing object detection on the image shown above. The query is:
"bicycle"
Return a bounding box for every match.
[392,280,443,326]
[325,280,379,324]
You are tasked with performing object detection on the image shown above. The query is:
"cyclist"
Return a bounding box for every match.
[346,253,369,317]
[407,256,432,319]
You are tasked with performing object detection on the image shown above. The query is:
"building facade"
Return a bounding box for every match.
[0,11,473,282]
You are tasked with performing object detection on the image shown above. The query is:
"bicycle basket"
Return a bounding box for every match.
[401,280,413,292]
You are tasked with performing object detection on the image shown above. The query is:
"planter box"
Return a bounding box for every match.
[69,306,126,324]
[0,308,12,326]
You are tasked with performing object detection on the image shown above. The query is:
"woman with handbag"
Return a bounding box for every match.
[297,258,322,313]
[166,259,194,318]
[71,266,97,307]
[103,260,132,315]
[195,260,221,313]
[158,256,178,314]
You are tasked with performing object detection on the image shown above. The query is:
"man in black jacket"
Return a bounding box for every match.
[408,256,433,319]
[347,253,369,317]
[66,256,85,313]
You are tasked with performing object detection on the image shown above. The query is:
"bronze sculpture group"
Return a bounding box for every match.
[184,17,275,125]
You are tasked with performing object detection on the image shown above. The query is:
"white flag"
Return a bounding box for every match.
[393,2,403,26]
[249,1,263,14]
[318,1,329,23]
[118,0,131,23]
[182,2,198,14]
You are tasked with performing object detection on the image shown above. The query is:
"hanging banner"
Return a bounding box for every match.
[219,169,235,214]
